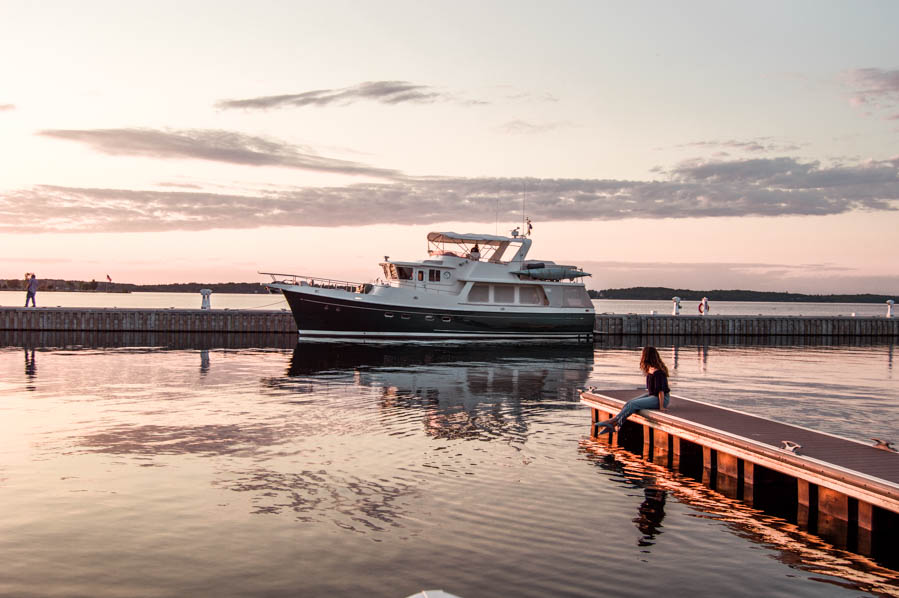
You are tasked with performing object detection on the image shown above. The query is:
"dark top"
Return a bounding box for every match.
[646,370,670,396]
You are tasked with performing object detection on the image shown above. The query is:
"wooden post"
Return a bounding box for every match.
[652,429,669,466]
[817,486,849,546]
[742,461,755,505]
[798,479,812,529]
[702,446,715,488]
[716,452,739,498]
[857,501,873,555]
[671,436,681,471]
[642,424,652,460]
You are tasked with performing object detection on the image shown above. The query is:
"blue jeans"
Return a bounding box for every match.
[25,291,36,307]
[613,392,670,426]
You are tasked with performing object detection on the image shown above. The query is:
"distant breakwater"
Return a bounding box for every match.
[0,308,896,339]
[595,314,898,337]
[0,307,294,334]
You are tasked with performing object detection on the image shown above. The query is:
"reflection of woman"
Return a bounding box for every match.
[597,346,670,434]
[635,486,667,545]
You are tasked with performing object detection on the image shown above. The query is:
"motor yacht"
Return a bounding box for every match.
[262,231,594,340]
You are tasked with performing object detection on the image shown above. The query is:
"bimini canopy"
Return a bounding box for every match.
[427,231,531,263]
[426,232,520,245]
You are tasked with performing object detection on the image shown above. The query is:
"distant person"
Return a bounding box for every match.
[25,273,38,307]
[470,244,481,261]
[596,346,670,434]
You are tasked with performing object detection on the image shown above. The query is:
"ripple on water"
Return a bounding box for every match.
[0,341,897,597]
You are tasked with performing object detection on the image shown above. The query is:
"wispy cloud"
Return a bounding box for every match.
[496,120,572,135]
[0,104,15,111]
[38,128,400,178]
[843,68,899,119]
[216,81,460,110]
[3,157,897,232]
[675,137,804,153]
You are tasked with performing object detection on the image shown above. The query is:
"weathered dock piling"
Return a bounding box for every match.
[581,390,899,561]
[594,314,898,337]
[0,307,296,334]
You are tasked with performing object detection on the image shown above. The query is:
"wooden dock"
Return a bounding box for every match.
[581,389,899,559]
[594,314,898,337]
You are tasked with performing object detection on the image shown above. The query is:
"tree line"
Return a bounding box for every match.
[588,287,895,303]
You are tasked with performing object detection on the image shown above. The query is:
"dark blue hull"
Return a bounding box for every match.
[282,289,594,339]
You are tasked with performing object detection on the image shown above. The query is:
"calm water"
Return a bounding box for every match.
[1,290,895,317]
[1,335,897,598]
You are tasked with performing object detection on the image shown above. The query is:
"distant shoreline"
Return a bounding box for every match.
[2,281,894,302]
[589,287,896,303]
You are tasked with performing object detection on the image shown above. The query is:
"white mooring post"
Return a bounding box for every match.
[672,296,681,315]
[888,299,895,319]
[200,288,212,310]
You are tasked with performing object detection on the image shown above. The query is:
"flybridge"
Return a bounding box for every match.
[426,231,531,264]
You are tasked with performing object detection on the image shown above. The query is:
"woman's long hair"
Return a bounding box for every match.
[640,346,669,376]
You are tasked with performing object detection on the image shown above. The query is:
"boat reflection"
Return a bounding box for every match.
[287,342,593,401]
[285,341,594,441]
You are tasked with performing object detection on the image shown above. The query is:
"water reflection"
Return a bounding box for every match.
[598,334,898,349]
[0,330,296,350]
[200,349,210,375]
[217,468,416,532]
[635,486,667,546]
[284,342,594,441]
[24,348,36,391]
[581,442,899,595]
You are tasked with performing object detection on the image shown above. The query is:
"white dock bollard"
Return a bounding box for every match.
[672,296,681,315]
[200,288,212,310]
[888,299,895,318]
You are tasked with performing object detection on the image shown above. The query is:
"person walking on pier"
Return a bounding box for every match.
[597,346,670,434]
[24,273,38,307]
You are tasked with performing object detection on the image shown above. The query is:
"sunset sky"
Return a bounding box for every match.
[1,1,897,293]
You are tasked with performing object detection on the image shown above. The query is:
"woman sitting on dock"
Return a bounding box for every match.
[597,346,670,434]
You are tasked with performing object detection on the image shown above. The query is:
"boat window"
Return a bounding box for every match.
[493,285,515,303]
[401,314,411,320]
[425,315,435,321]
[562,286,592,307]
[519,285,547,305]
[417,270,424,281]
[468,283,490,302]
[384,312,395,318]
[441,316,452,322]
[429,269,441,282]
[396,266,413,280]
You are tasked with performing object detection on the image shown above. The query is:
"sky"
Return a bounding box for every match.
[1,0,898,294]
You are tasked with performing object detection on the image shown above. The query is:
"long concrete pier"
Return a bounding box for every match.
[0,307,295,333]
[595,314,898,337]
[1,308,897,338]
